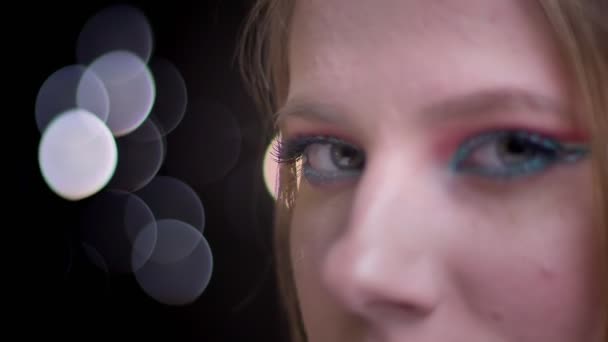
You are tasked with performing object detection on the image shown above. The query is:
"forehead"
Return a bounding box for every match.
[289,0,552,65]
[291,0,515,45]
[286,0,569,126]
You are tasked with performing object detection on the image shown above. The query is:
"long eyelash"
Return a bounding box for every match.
[271,137,308,165]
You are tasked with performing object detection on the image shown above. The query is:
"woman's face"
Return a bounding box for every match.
[279,0,602,341]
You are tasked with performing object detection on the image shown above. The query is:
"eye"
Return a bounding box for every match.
[275,136,364,186]
[450,130,589,179]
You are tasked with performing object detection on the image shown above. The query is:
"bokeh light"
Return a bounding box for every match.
[76,4,153,65]
[135,176,205,233]
[38,109,117,201]
[35,65,109,132]
[133,219,213,306]
[80,190,156,273]
[35,1,234,322]
[107,119,165,192]
[148,57,188,136]
[263,136,280,199]
[88,51,156,137]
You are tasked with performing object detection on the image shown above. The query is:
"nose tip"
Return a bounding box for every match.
[321,235,442,323]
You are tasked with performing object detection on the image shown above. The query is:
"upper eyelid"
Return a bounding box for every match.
[284,135,360,154]
[452,131,558,160]
[289,135,359,146]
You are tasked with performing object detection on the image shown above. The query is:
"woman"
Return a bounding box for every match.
[240,1,608,341]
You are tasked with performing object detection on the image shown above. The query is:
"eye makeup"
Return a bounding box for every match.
[275,124,589,187]
[449,129,589,179]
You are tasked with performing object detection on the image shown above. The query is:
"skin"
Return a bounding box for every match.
[279,0,602,341]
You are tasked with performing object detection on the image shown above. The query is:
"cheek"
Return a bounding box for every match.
[289,184,357,337]
[290,184,355,264]
[450,168,600,339]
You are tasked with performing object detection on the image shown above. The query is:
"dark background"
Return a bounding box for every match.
[21,1,285,341]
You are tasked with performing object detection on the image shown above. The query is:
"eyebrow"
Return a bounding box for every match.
[421,88,570,123]
[276,88,572,126]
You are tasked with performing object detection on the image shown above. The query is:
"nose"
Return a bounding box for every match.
[320,154,445,325]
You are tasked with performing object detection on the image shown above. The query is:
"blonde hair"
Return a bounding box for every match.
[239,1,608,341]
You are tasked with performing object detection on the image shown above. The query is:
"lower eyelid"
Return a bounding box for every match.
[460,159,551,177]
[302,162,362,185]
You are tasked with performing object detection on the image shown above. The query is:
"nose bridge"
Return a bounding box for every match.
[321,149,445,318]
[351,148,438,257]
[353,151,430,239]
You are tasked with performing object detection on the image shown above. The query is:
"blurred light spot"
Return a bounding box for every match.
[39,109,117,201]
[88,51,156,137]
[165,99,241,186]
[129,219,158,271]
[148,57,188,136]
[35,65,109,132]
[76,4,153,65]
[263,136,280,199]
[133,219,213,306]
[107,119,165,192]
[81,190,156,273]
[135,176,205,233]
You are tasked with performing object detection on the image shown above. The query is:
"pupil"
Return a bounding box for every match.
[498,134,546,165]
[504,136,530,156]
[332,145,363,168]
